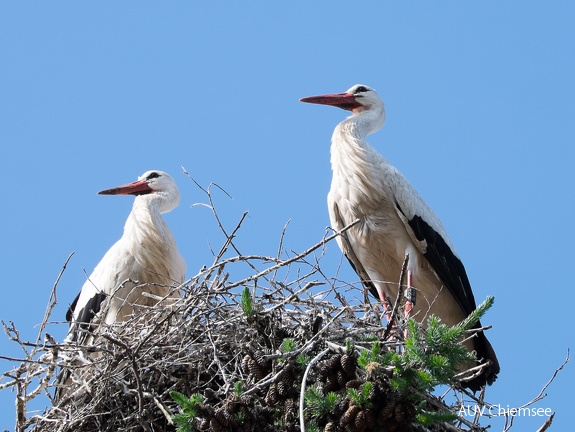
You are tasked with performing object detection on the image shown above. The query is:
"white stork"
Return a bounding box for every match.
[65,170,186,344]
[300,84,499,390]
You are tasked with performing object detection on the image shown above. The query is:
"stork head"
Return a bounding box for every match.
[300,84,385,135]
[98,170,180,213]
[300,84,382,112]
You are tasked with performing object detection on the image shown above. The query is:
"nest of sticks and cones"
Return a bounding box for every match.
[0,182,512,432]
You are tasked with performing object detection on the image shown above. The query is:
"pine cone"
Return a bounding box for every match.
[340,404,361,426]
[354,410,368,431]
[241,393,255,406]
[250,358,265,380]
[318,360,333,378]
[197,418,210,430]
[265,384,279,405]
[381,397,397,420]
[340,354,355,375]
[404,401,416,419]
[364,408,376,428]
[336,369,348,387]
[394,403,406,423]
[209,418,223,432]
[325,374,338,392]
[213,409,230,427]
[324,422,337,432]
[327,354,342,370]
[225,397,240,414]
[277,380,288,397]
[254,351,271,371]
[346,379,363,389]
[283,364,295,386]
[260,406,275,423]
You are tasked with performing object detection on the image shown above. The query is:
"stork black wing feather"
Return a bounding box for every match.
[407,214,477,316]
[65,293,80,323]
[332,203,379,300]
[344,254,379,299]
[405,213,500,389]
[65,292,107,342]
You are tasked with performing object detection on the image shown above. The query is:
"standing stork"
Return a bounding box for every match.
[65,169,186,344]
[300,85,499,390]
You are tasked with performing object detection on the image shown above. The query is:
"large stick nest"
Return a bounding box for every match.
[1,233,489,432]
[0,181,526,432]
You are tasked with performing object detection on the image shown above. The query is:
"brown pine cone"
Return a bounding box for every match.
[324,422,337,432]
[394,403,406,423]
[209,418,223,432]
[277,380,288,397]
[253,351,271,370]
[340,354,355,375]
[364,408,376,428]
[197,418,210,430]
[327,354,342,370]
[283,365,295,386]
[404,401,416,419]
[213,409,230,427]
[265,384,279,405]
[250,358,265,380]
[381,397,397,420]
[354,410,368,431]
[336,369,348,387]
[325,374,339,392]
[318,360,332,378]
[346,379,363,389]
[340,404,361,426]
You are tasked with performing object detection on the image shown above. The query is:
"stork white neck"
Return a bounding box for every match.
[331,103,386,163]
[330,102,389,209]
[123,193,181,280]
[126,194,173,238]
[341,98,386,139]
[132,186,180,215]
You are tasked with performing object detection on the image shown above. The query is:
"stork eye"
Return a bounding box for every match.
[354,86,368,94]
[146,172,160,180]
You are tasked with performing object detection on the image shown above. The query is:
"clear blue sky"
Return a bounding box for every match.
[1,2,573,430]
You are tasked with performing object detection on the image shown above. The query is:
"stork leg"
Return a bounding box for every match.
[402,270,417,340]
[404,270,414,319]
[377,290,392,322]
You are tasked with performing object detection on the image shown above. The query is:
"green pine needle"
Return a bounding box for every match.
[305,386,340,418]
[416,410,458,425]
[455,296,494,333]
[241,286,254,318]
[280,338,297,353]
[172,413,193,432]
[296,354,311,367]
[170,391,204,432]
[346,382,373,409]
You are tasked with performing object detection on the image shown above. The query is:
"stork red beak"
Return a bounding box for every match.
[98,180,153,196]
[300,92,361,111]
